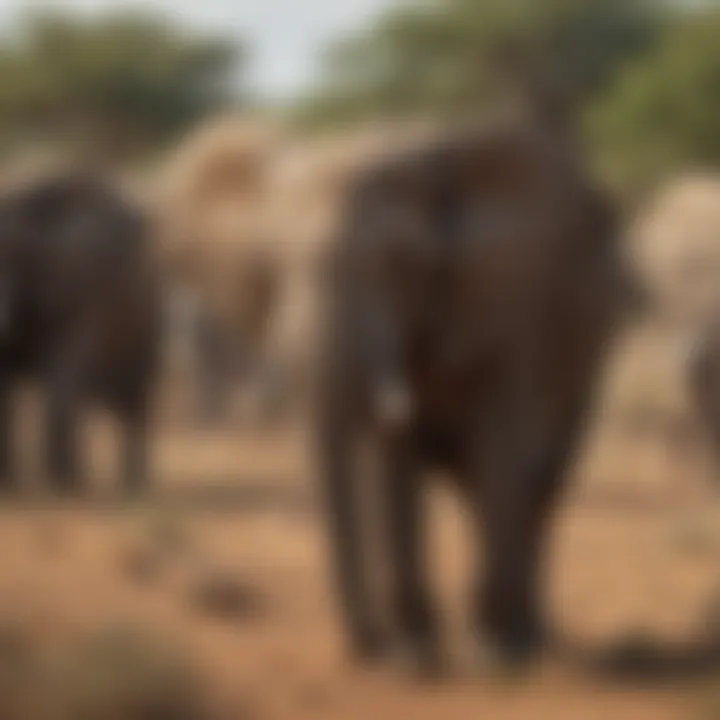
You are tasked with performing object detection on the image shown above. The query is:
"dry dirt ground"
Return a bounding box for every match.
[4,341,720,719]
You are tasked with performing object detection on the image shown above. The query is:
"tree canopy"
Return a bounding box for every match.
[589,6,720,193]
[296,0,666,128]
[0,11,244,159]
[296,0,720,193]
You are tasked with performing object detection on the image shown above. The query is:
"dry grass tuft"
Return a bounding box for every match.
[118,541,166,587]
[56,625,211,720]
[145,510,194,557]
[187,567,268,622]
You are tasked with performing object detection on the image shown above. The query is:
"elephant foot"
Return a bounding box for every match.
[379,636,448,681]
[473,623,547,678]
[0,478,19,500]
[49,472,83,499]
[120,481,151,505]
[348,625,446,681]
[347,624,390,667]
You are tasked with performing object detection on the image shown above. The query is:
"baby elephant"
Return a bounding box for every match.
[317,122,638,676]
[0,173,160,495]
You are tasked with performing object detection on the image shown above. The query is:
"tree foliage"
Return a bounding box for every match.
[296,0,665,128]
[0,11,244,158]
[589,6,720,193]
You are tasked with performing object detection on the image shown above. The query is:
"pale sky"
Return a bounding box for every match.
[0,0,393,100]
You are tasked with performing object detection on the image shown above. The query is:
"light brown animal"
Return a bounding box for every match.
[634,174,720,323]
[157,117,437,423]
[262,123,438,414]
[156,116,283,423]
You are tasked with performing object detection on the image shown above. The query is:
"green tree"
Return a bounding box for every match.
[589,6,720,194]
[0,10,244,158]
[296,0,665,128]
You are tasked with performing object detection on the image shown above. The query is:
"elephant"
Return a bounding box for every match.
[315,120,642,674]
[0,172,160,494]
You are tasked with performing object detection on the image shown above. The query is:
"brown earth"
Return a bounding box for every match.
[2,325,720,720]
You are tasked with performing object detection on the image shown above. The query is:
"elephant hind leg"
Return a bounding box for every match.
[382,435,441,675]
[107,384,153,497]
[193,312,232,425]
[45,378,83,494]
[318,409,387,663]
[0,376,15,492]
[470,412,583,668]
[120,418,150,497]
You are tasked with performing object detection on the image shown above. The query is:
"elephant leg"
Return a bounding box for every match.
[193,312,230,425]
[44,371,83,494]
[470,407,584,667]
[245,348,292,427]
[474,484,544,663]
[318,407,386,663]
[476,465,557,663]
[119,402,151,497]
[0,377,15,491]
[381,434,440,675]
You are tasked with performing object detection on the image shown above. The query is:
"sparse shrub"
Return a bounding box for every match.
[145,510,194,557]
[188,568,266,622]
[597,631,666,681]
[56,626,210,720]
[118,542,165,587]
[118,509,195,588]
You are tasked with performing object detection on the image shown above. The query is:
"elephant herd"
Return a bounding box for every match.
[0,113,715,674]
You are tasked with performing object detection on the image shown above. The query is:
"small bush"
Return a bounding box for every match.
[118,542,165,587]
[145,510,194,557]
[188,568,267,622]
[57,626,210,720]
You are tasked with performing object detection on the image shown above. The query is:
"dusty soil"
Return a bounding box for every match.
[2,394,720,720]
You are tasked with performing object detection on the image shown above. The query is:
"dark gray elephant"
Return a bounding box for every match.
[316,122,641,674]
[0,173,160,494]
